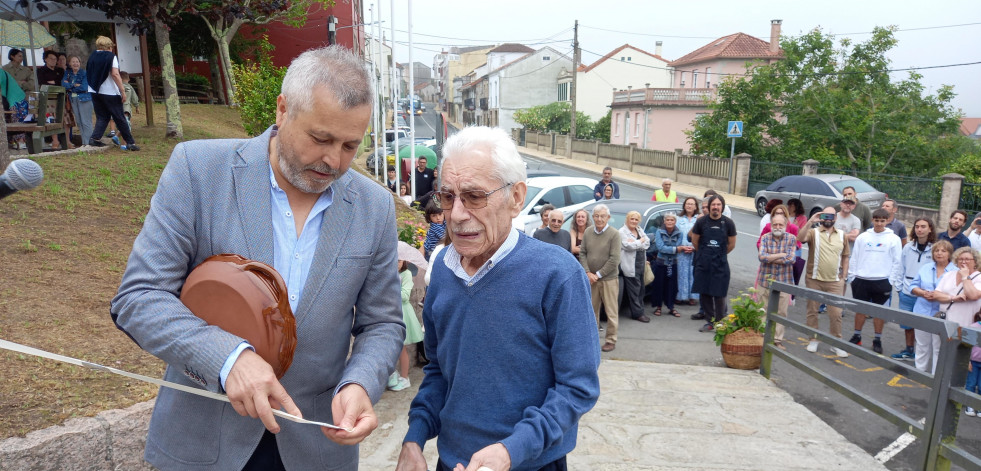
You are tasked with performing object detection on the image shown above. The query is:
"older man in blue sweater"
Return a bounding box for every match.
[397,126,601,471]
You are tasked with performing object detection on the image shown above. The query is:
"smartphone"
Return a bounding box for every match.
[818,213,835,221]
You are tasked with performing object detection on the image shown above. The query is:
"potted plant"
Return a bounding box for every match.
[714,289,766,370]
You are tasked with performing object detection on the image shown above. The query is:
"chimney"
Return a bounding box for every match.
[770,19,782,53]
[655,41,663,57]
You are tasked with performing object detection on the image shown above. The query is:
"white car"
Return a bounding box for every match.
[514,176,598,234]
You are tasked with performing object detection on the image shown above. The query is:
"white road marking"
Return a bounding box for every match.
[874,418,924,463]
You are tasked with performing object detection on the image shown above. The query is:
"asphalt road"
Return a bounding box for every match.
[520,153,981,471]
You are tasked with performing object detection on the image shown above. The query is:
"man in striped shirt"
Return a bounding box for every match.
[757,214,797,349]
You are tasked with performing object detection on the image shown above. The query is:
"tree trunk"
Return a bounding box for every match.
[218,37,236,106]
[153,18,183,139]
[208,53,226,105]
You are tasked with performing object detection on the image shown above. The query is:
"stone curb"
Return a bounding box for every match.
[0,400,154,471]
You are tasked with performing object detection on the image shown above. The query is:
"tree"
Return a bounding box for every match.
[594,110,611,143]
[688,27,968,176]
[65,0,193,138]
[513,101,596,140]
[192,0,333,106]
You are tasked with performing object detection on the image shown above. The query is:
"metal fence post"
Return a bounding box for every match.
[924,340,971,470]
[760,286,780,378]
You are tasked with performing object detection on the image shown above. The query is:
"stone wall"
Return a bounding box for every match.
[0,400,154,471]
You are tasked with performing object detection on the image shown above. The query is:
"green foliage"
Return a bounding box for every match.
[594,110,611,143]
[513,102,599,140]
[688,27,970,177]
[713,290,766,346]
[232,38,285,136]
[175,72,211,92]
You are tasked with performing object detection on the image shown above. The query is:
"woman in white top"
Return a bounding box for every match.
[85,35,138,150]
[933,247,981,328]
[619,211,651,322]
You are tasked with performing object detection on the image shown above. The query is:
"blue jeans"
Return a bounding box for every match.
[898,291,916,330]
[967,360,981,395]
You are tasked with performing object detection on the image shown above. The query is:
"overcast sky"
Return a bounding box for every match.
[369,0,980,116]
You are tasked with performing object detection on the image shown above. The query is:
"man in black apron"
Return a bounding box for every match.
[691,194,737,332]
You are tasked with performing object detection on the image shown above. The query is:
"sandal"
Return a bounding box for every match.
[653,307,662,316]
[689,299,698,306]
[670,309,681,317]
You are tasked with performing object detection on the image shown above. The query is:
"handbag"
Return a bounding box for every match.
[643,260,655,286]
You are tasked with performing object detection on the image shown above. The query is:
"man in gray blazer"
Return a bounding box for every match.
[110,46,405,470]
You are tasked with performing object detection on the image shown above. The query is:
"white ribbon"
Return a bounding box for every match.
[0,338,351,431]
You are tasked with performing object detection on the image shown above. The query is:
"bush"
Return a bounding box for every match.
[513,101,598,140]
[232,38,286,136]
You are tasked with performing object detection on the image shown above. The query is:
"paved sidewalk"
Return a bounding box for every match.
[361,360,887,470]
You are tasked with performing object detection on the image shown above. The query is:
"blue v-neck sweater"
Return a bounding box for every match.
[404,235,601,470]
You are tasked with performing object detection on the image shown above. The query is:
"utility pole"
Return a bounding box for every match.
[326,15,337,45]
[569,20,580,140]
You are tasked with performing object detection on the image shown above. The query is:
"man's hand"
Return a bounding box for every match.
[395,442,428,471]
[322,383,377,445]
[225,349,301,434]
[587,272,599,284]
[455,443,511,471]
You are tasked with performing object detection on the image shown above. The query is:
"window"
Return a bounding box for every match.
[634,113,641,137]
[705,67,712,88]
[524,186,543,208]
[542,55,551,61]
[569,186,594,205]
[535,187,568,210]
[627,56,632,61]
[679,71,685,87]
[557,82,569,101]
[692,70,699,88]
[614,113,620,136]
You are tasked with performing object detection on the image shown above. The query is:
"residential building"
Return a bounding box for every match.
[415,81,437,102]
[365,32,394,114]
[609,20,784,152]
[962,118,981,141]
[445,46,494,121]
[572,43,672,121]
[488,46,573,131]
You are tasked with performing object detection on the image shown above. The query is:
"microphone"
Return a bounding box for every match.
[0,159,44,200]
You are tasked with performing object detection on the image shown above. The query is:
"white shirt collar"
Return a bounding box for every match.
[443,228,520,286]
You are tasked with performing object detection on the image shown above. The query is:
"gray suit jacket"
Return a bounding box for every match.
[110,127,405,470]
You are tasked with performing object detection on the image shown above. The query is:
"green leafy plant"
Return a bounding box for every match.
[232,37,286,136]
[713,289,766,346]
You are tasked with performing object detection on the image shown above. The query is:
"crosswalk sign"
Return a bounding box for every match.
[727,121,743,138]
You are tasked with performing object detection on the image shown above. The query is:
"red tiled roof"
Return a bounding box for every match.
[488,43,534,54]
[961,118,981,137]
[414,82,430,91]
[668,33,782,67]
[579,44,669,73]
[459,77,485,90]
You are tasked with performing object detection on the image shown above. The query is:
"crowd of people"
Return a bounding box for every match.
[1,35,139,151]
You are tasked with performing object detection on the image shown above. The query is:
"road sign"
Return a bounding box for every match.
[727,121,743,138]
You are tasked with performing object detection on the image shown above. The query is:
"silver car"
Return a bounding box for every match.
[754,174,886,217]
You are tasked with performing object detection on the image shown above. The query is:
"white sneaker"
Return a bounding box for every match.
[967,407,977,417]
[831,346,849,358]
[806,340,819,353]
[387,372,399,389]
[390,376,411,391]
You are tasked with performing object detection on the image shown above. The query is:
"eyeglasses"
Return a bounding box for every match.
[432,182,513,210]
[957,257,976,263]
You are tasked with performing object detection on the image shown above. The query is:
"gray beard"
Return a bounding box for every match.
[276,137,342,194]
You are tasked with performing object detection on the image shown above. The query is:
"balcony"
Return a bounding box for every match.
[611,88,716,107]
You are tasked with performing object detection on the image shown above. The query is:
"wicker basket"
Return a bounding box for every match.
[720,328,764,370]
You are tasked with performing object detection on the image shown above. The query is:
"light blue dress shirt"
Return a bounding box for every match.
[218,162,333,390]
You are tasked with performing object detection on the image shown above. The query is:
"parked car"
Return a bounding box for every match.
[561,200,683,235]
[753,174,887,217]
[514,176,598,233]
[526,169,560,178]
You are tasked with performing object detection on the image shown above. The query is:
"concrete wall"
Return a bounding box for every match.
[496,48,572,134]
[577,47,671,121]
